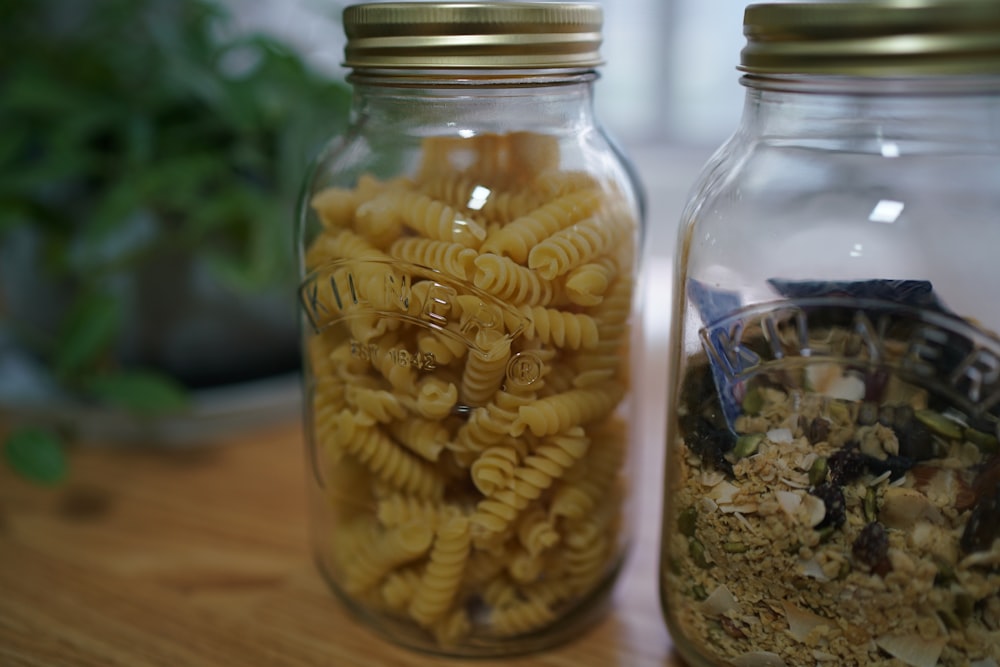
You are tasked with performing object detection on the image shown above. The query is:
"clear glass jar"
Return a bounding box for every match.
[660,2,1000,666]
[296,2,644,657]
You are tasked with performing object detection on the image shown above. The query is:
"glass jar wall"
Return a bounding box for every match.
[660,2,1000,666]
[296,2,644,657]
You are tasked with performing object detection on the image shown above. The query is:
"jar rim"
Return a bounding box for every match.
[740,0,1000,76]
[342,2,604,71]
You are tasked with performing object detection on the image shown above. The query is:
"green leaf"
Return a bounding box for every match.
[85,370,190,415]
[4,428,68,485]
[53,291,122,377]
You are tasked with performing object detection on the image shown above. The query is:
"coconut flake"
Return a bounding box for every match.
[775,490,801,518]
[825,374,866,401]
[767,428,793,444]
[699,584,738,617]
[797,557,830,581]
[875,634,947,667]
[782,601,831,642]
[733,651,787,667]
[709,480,740,504]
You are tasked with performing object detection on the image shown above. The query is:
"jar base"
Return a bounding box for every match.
[314,551,626,658]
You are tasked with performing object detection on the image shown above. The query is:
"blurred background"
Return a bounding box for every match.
[0,0,754,476]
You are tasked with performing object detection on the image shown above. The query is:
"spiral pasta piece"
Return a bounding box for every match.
[387,417,449,462]
[489,579,575,636]
[346,386,408,423]
[469,429,586,540]
[332,410,445,499]
[481,189,602,263]
[472,253,555,306]
[306,227,390,270]
[460,330,512,407]
[512,384,625,437]
[409,516,471,627]
[341,521,434,595]
[413,376,459,420]
[393,190,487,248]
[527,206,625,279]
[376,494,460,529]
[470,443,522,496]
[513,305,600,350]
[389,237,479,281]
[517,508,560,558]
[565,256,617,306]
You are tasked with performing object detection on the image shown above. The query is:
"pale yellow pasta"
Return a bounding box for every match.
[564,256,616,306]
[512,305,600,350]
[376,494,459,529]
[571,276,634,386]
[452,389,534,457]
[306,227,390,270]
[459,329,512,407]
[346,386,407,423]
[370,332,419,394]
[505,131,560,179]
[304,130,639,647]
[517,508,559,557]
[414,376,459,420]
[470,443,521,496]
[530,169,600,199]
[409,516,471,627]
[432,607,471,647]
[469,428,584,542]
[387,418,449,462]
[393,189,487,248]
[310,186,361,229]
[489,579,574,637]
[472,252,556,305]
[341,521,434,595]
[421,173,541,225]
[389,237,478,280]
[381,567,423,611]
[527,204,628,279]
[330,410,445,499]
[550,424,626,521]
[508,547,545,584]
[511,384,625,437]
[480,189,602,262]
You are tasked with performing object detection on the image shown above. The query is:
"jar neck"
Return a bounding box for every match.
[346,69,600,134]
[737,75,1000,151]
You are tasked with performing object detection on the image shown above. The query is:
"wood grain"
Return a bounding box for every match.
[0,410,683,667]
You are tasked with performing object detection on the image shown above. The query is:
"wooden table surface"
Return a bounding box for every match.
[0,287,684,667]
[0,416,681,667]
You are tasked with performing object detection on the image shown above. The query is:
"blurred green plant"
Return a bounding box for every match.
[0,0,350,481]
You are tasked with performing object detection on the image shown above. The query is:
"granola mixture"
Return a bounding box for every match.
[663,358,1000,667]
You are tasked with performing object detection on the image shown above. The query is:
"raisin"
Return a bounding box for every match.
[864,454,914,481]
[811,483,846,529]
[686,417,735,477]
[852,522,891,575]
[895,419,935,461]
[828,445,866,485]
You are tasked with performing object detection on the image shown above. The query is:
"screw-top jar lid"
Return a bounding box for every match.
[740,0,1000,76]
[342,2,603,70]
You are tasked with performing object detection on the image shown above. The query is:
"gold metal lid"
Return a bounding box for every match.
[342,2,603,70]
[740,1,1000,76]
